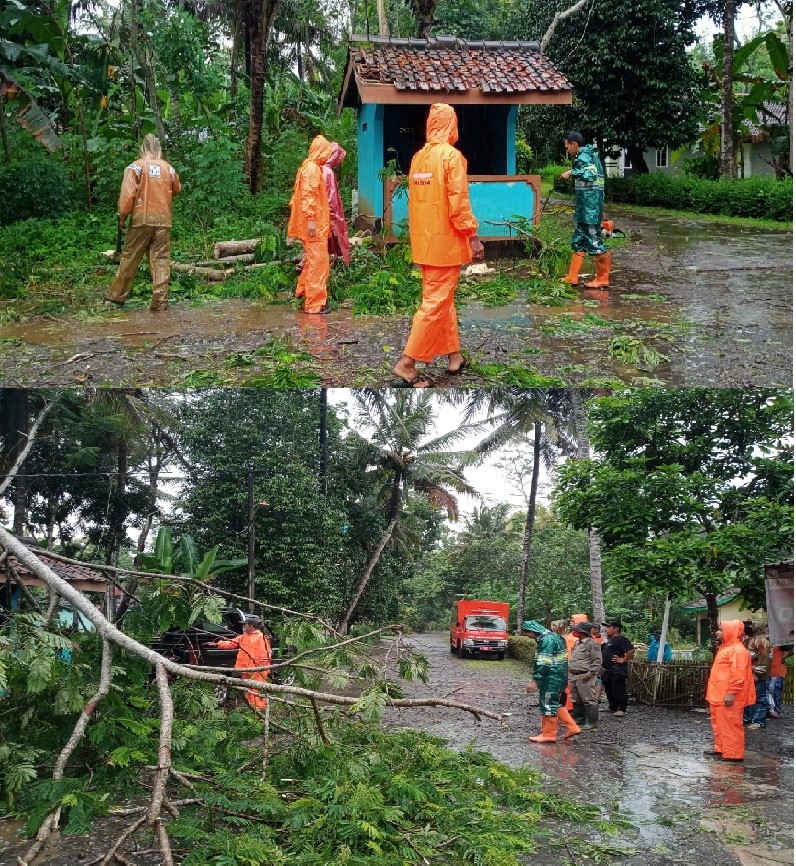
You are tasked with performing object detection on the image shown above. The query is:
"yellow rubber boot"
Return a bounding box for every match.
[560,251,585,285]
[528,714,558,743]
[584,252,611,288]
[557,706,582,739]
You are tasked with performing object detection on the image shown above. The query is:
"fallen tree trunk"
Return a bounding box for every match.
[170,263,230,282]
[214,239,260,258]
[196,254,255,267]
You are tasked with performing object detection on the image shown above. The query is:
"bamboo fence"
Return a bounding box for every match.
[627,660,793,707]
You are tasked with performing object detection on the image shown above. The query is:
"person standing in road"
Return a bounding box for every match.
[568,621,602,731]
[767,644,792,718]
[743,623,771,730]
[288,135,335,314]
[705,620,756,762]
[105,134,181,311]
[601,619,635,716]
[559,131,611,288]
[392,103,484,388]
[210,614,272,711]
[523,619,580,742]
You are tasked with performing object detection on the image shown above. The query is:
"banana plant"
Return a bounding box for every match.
[137,526,246,582]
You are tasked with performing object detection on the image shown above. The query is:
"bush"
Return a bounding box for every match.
[0,155,72,225]
[508,635,536,665]
[604,172,792,221]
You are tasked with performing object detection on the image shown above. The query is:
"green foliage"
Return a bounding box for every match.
[0,155,72,225]
[507,635,536,664]
[459,274,520,307]
[347,243,420,315]
[606,174,793,221]
[608,336,667,369]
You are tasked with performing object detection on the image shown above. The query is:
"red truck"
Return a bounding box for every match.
[449,600,510,659]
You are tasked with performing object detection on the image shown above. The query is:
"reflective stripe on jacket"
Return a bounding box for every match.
[570,144,605,225]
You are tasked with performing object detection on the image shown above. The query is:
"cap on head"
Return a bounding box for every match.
[243,614,263,629]
[602,619,622,629]
[652,631,661,638]
[572,622,595,635]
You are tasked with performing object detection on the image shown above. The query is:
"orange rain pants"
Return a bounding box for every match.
[705,620,756,759]
[217,631,271,711]
[402,264,461,362]
[296,238,330,313]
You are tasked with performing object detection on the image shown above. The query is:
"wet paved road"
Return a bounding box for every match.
[383,632,794,866]
[0,211,790,388]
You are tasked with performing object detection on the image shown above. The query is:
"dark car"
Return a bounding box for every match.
[152,608,295,705]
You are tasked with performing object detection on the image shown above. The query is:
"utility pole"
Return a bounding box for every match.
[247,466,255,612]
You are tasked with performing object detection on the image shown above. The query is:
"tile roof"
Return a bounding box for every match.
[340,35,571,107]
[2,548,109,592]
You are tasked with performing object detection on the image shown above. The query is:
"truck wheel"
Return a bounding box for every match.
[497,652,505,661]
[458,645,468,659]
[214,683,229,706]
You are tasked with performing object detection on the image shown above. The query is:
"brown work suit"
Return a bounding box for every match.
[568,635,602,725]
[107,157,181,310]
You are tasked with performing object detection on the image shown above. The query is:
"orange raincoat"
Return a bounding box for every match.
[288,135,334,313]
[217,630,272,710]
[402,104,478,362]
[706,620,756,759]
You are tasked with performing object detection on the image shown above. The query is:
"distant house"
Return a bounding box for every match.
[337,35,572,238]
[0,544,117,622]
[680,588,764,645]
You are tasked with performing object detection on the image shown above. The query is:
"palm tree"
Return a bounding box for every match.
[337,390,479,634]
[448,389,576,632]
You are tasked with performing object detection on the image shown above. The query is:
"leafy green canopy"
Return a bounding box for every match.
[553,388,794,611]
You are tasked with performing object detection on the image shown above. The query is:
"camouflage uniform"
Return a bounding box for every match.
[569,143,606,256]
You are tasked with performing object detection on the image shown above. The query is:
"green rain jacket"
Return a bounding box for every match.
[523,620,569,697]
[570,144,605,225]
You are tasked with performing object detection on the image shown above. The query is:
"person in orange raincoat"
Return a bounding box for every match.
[211,614,272,711]
[288,135,334,314]
[323,142,351,265]
[105,134,181,312]
[393,104,484,388]
[705,620,757,762]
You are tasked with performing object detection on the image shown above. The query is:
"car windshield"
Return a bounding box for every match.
[465,615,506,631]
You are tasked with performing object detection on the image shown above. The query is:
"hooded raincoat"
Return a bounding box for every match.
[569,143,606,256]
[524,619,569,717]
[106,135,182,310]
[706,620,756,759]
[288,135,335,313]
[216,629,272,711]
[402,104,479,362]
[565,613,588,656]
[322,143,351,265]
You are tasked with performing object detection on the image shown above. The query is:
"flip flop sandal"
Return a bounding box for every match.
[446,359,469,375]
[393,375,432,389]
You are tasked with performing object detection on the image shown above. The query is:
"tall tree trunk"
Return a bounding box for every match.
[515,422,541,634]
[704,590,720,653]
[376,0,389,35]
[11,391,29,537]
[570,388,605,623]
[338,473,403,634]
[104,440,128,566]
[319,389,329,496]
[244,0,278,193]
[130,0,166,140]
[720,0,737,178]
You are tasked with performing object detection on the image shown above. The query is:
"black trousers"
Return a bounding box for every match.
[604,668,628,711]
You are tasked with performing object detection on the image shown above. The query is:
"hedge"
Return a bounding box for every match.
[553,173,792,222]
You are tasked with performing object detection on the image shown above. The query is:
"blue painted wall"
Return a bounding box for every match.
[389,179,537,239]
[357,103,385,220]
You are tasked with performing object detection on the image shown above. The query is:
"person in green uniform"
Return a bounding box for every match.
[559,131,611,288]
[523,619,579,742]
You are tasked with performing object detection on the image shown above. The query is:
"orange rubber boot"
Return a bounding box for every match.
[528,714,558,743]
[584,252,611,288]
[560,251,585,285]
[557,706,582,739]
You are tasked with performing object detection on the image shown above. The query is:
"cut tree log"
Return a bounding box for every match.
[171,263,231,282]
[195,254,255,267]
[214,239,260,258]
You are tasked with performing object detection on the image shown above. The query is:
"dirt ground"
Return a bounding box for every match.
[0,209,790,388]
[383,632,794,866]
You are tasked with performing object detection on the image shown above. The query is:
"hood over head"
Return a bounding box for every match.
[719,620,746,646]
[426,104,459,145]
[308,135,334,165]
[570,613,588,625]
[522,619,547,636]
[325,142,346,168]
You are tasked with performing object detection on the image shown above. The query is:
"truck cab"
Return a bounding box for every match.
[450,600,510,659]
